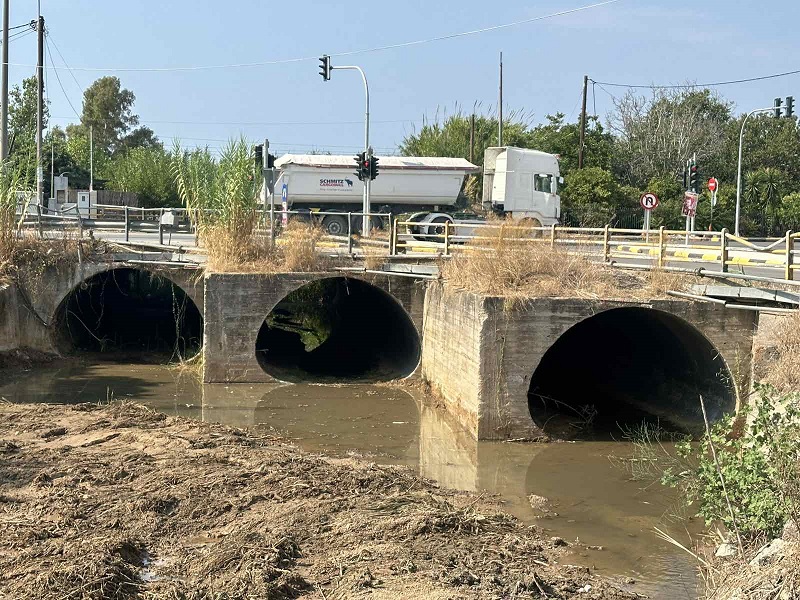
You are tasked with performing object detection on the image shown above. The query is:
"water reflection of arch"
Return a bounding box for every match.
[201,383,421,462]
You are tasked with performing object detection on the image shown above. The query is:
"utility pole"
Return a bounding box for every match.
[469,113,475,164]
[578,75,588,169]
[89,125,93,192]
[0,0,9,162]
[498,52,503,147]
[36,14,44,206]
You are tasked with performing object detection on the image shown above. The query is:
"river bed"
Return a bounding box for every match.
[0,361,703,598]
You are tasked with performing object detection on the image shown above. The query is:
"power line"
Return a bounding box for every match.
[46,30,84,96]
[591,68,800,90]
[11,0,625,73]
[45,38,80,119]
[49,115,420,127]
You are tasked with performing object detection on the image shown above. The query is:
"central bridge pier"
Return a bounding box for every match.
[202,272,758,440]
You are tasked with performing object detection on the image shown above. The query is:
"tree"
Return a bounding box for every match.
[399,106,536,204]
[7,76,48,187]
[609,88,732,188]
[69,76,151,155]
[560,167,620,226]
[528,113,614,175]
[106,146,179,207]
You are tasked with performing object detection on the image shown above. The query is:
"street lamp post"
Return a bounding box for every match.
[735,107,775,236]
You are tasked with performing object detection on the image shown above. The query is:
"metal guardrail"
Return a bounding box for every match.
[15,203,394,254]
[389,220,800,283]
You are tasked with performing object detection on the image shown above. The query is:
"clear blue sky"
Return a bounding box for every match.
[7,0,800,157]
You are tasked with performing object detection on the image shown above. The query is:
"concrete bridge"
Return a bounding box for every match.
[0,259,760,440]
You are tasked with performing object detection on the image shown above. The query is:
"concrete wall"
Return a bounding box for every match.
[422,283,758,440]
[0,284,17,351]
[203,272,426,383]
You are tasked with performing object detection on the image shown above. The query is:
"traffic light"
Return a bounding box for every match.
[774,97,783,119]
[266,153,275,169]
[689,161,699,193]
[369,155,379,180]
[319,55,331,81]
[354,152,365,181]
[786,96,795,119]
[254,143,263,168]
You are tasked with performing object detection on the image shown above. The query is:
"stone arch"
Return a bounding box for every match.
[526,306,736,438]
[254,276,421,382]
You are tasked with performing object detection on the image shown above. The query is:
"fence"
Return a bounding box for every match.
[389,219,800,283]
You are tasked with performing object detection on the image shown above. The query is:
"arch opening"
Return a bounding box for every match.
[255,277,420,382]
[527,307,735,439]
[54,268,203,360]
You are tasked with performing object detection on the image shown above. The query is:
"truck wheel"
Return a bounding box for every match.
[427,216,451,243]
[322,215,348,236]
[520,217,543,239]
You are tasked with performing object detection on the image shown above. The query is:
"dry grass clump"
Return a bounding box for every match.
[441,220,694,299]
[0,232,102,288]
[762,310,800,393]
[205,220,333,273]
[704,541,800,600]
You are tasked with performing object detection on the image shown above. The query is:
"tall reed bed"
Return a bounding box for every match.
[173,139,262,268]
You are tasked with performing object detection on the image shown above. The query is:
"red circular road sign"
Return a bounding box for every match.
[708,177,718,192]
[640,192,659,211]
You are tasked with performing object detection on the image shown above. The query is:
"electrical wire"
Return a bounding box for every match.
[46,30,84,96]
[12,0,625,72]
[591,68,800,90]
[48,115,420,127]
[45,38,81,119]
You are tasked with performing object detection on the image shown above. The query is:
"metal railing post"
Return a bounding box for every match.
[391,217,399,255]
[550,223,556,248]
[658,226,665,268]
[786,230,793,281]
[602,224,610,262]
[124,205,130,242]
[36,203,42,238]
[347,212,353,255]
[720,228,729,273]
[158,208,164,245]
[444,221,451,256]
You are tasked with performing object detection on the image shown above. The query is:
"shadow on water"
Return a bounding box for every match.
[2,362,700,598]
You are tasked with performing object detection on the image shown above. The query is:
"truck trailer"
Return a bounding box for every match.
[270,147,561,235]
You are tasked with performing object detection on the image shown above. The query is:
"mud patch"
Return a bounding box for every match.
[0,402,637,599]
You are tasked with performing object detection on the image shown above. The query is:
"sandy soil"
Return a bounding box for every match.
[0,401,640,599]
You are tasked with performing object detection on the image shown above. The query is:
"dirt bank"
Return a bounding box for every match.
[0,348,58,375]
[0,401,638,599]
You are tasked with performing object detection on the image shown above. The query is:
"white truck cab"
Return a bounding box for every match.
[482,147,562,226]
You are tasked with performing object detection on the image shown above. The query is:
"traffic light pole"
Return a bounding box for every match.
[331,65,371,237]
[735,107,774,237]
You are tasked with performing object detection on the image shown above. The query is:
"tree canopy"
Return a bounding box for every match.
[400,90,800,235]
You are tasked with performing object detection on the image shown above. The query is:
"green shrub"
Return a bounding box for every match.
[663,386,800,539]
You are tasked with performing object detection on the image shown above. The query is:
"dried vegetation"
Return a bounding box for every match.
[761,310,800,394]
[441,219,694,300]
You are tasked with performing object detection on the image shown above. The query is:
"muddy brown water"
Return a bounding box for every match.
[0,362,703,599]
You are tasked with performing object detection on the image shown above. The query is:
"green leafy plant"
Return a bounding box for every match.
[663,386,800,540]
